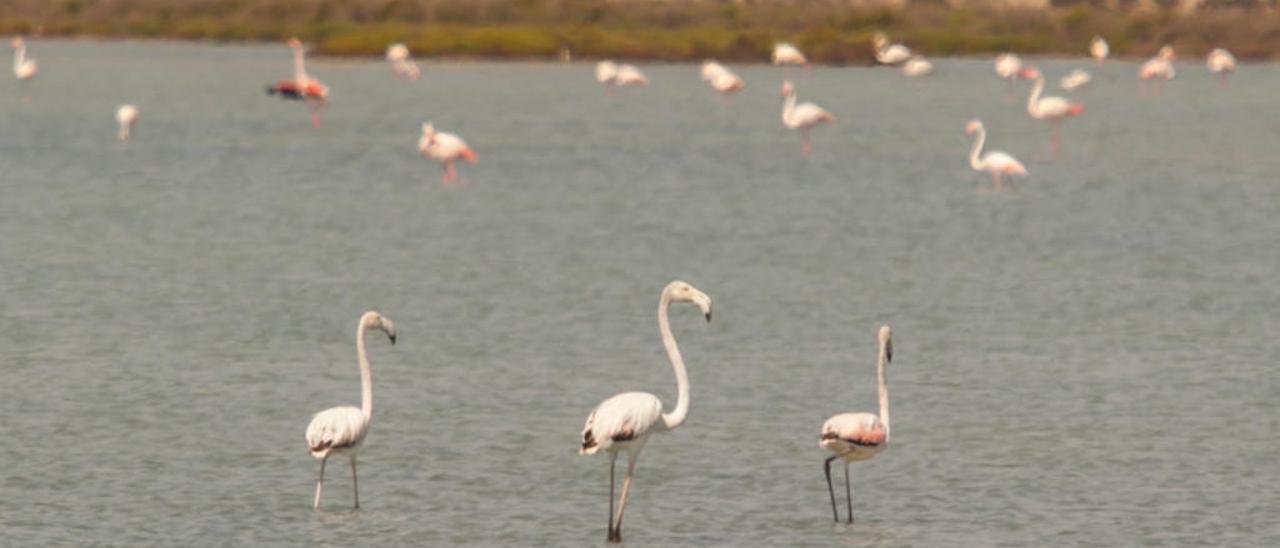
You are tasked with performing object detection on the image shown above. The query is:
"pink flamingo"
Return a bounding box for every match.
[965,119,1027,192]
[1020,67,1084,156]
[780,81,833,158]
[266,37,330,128]
[418,122,478,184]
[819,325,894,523]
[1206,48,1236,86]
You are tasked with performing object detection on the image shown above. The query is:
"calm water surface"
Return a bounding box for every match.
[1,41,1278,546]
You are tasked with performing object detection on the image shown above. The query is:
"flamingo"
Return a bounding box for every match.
[614,64,648,87]
[872,32,911,65]
[10,37,36,98]
[1020,67,1084,155]
[266,37,329,128]
[819,325,894,523]
[386,43,421,80]
[1061,68,1092,91]
[701,60,729,82]
[780,80,833,158]
[1206,48,1236,85]
[305,311,397,510]
[702,62,743,95]
[902,56,934,77]
[418,122,478,184]
[1139,45,1176,81]
[772,42,807,66]
[964,119,1027,192]
[995,53,1022,81]
[116,105,138,141]
[1090,36,1109,64]
[579,281,712,543]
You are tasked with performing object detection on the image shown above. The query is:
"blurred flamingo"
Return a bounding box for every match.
[780,80,834,158]
[418,122,478,184]
[1020,67,1084,156]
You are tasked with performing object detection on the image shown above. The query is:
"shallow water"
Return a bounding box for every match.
[1,41,1278,546]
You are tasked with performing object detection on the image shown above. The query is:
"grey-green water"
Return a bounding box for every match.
[2,41,1278,546]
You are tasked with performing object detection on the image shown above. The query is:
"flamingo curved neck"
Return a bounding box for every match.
[658,291,690,431]
[292,45,308,86]
[782,92,797,127]
[13,44,24,70]
[969,127,986,170]
[1027,75,1044,117]
[876,341,890,440]
[357,322,372,420]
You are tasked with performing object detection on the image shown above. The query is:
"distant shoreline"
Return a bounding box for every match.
[4,3,1279,63]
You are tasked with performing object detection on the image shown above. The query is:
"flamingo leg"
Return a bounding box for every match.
[610,457,637,543]
[447,161,458,184]
[350,455,359,509]
[993,172,1003,192]
[824,455,840,522]
[313,458,327,509]
[1051,123,1062,158]
[310,101,323,129]
[844,462,854,523]
[607,453,617,542]
[801,129,811,158]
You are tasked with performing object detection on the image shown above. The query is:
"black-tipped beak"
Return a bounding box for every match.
[705,311,712,323]
[389,334,397,345]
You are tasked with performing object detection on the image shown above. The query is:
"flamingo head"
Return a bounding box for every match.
[1018,67,1041,80]
[287,37,302,48]
[421,122,435,136]
[964,119,983,135]
[10,37,23,48]
[1159,45,1176,61]
[779,80,794,97]
[878,325,893,363]
[665,281,713,322]
[360,311,397,345]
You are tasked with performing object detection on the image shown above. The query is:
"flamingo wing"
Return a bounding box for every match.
[792,102,833,126]
[305,406,368,458]
[580,392,662,455]
[820,413,886,448]
[982,151,1028,175]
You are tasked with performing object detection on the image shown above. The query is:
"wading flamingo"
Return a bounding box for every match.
[1020,67,1084,155]
[614,64,648,87]
[116,105,138,141]
[306,311,397,510]
[965,119,1027,192]
[418,122,478,184]
[10,37,36,98]
[580,281,712,543]
[386,43,421,80]
[1061,68,1092,91]
[873,32,911,65]
[780,80,833,158]
[772,42,807,66]
[902,56,934,77]
[1139,45,1176,81]
[701,60,743,95]
[266,37,330,128]
[819,325,894,523]
[1090,36,1109,64]
[1206,48,1236,85]
[995,53,1022,82]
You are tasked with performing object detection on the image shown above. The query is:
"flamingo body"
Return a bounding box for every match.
[386,43,421,80]
[995,53,1022,80]
[419,122,478,183]
[902,56,934,77]
[772,42,807,65]
[1091,36,1109,63]
[873,33,911,65]
[596,60,618,83]
[614,65,648,86]
[1061,69,1092,91]
[580,392,661,456]
[1207,48,1236,75]
[1139,46,1177,80]
[707,69,743,94]
[116,104,138,140]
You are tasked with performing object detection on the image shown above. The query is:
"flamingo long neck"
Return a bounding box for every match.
[357,322,372,420]
[782,92,796,126]
[876,341,889,440]
[969,126,986,170]
[292,45,308,86]
[13,43,24,70]
[658,291,690,431]
[1027,75,1044,117]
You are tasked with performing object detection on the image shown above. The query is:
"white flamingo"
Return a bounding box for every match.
[579,281,712,543]
[419,122,478,184]
[305,311,397,510]
[1206,48,1236,85]
[116,105,139,141]
[995,53,1022,81]
[780,80,834,158]
[1060,68,1092,91]
[701,60,729,82]
[1020,67,1084,155]
[614,64,648,87]
[964,119,1027,192]
[772,42,807,66]
[10,37,36,98]
[1139,45,1176,80]
[819,325,894,523]
[872,32,911,65]
[1090,36,1109,64]
[902,56,934,77]
[596,60,618,86]
[704,64,743,95]
[386,43,421,80]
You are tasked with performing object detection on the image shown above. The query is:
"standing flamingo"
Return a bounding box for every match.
[1206,48,1236,85]
[995,53,1022,82]
[266,37,329,128]
[305,311,397,510]
[772,42,807,66]
[1020,67,1084,156]
[418,122,478,184]
[872,32,911,65]
[386,43,421,80]
[580,281,712,543]
[902,56,934,77]
[819,325,894,523]
[780,80,833,158]
[1139,45,1176,80]
[1090,36,1109,64]
[10,37,36,99]
[1060,69,1092,91]
[965,119,1027,192]
[116,105,139,141]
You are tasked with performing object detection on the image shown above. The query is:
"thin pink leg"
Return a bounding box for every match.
[993,172,1002,192]
[610,458,637,543]
[801,130,811,158]
[310,104,322,129]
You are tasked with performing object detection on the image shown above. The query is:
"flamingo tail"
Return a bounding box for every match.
[460,148,479,163]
